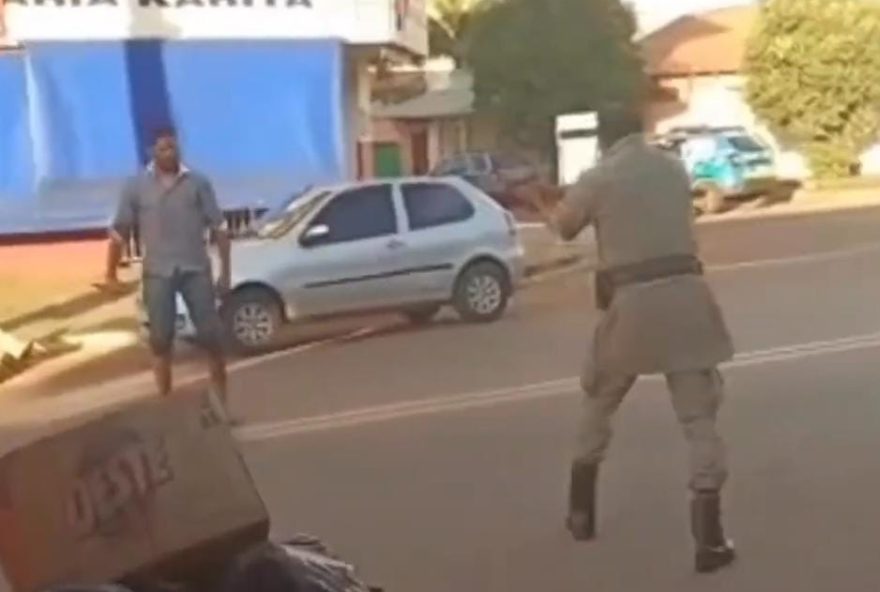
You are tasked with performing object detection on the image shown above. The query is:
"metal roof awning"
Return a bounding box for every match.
[373,68,474,120]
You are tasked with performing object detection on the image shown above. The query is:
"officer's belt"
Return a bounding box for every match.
[595,254,704,310]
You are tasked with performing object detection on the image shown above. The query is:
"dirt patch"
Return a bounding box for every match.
[0,239,109,323]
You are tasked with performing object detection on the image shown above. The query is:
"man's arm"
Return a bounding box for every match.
[103,183,136,286]
[523,169,601,242]
[199,178,231,294]
[104,238,125,283]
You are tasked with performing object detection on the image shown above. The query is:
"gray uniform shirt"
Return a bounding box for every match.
[555,134,734,377]
[554,134,698,267]
[111,168,224,278]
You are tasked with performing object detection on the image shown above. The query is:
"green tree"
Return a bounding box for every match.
[463,0,644,152]
[745,0,880,178]
[429,0,485,66]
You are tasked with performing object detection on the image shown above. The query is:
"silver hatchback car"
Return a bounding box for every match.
[213,177,524,352]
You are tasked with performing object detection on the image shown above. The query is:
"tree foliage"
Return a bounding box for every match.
[429,0,485,66]
[463,0,644,152]
[745,0,880,178]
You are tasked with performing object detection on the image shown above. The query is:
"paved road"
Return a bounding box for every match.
[225,207,880,425]
[4,207,880,590]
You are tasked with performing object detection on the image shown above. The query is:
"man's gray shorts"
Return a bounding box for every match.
[143,270,225,355]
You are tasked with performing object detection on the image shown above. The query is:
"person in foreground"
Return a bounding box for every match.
[99,127,232,414]
[523,103,737,573]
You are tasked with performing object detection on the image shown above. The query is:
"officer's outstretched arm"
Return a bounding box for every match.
[553,168,600,241]
[522,170,598,241]
[554,201,589,241]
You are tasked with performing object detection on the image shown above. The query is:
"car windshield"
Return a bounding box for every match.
[726,134,765,153]
[493,153,530,169]
[255,189,330,239]
[432,156,467,176]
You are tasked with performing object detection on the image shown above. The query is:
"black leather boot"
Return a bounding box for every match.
[691,490,736,573]
[566,461,598,541]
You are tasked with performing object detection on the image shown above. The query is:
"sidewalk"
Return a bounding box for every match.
[698,184,880,224]
[0,238,109,328]
[0,236,145,383]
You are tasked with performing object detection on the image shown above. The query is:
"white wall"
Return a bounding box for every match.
[428,120,443,167]
[653,74,880,179]
[5,0,427,55]
[345,52,376,179]
[632,0,757,36]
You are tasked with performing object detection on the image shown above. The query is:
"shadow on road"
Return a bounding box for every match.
[0,283,138,334]
[18,314,414,397]
[237,309,502,358]
[8,302,523,400]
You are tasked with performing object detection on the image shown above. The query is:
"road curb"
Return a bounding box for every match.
[697,196,880,225]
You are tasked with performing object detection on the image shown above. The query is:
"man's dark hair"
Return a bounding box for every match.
[150,125,178,146]
[597,102,644,151]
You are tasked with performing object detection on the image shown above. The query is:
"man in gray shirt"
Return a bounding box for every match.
[100,127,232,407]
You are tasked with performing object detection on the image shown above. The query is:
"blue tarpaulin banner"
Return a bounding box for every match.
[0,39,349,234]
[26,42,141,185]
[0,53,35,202]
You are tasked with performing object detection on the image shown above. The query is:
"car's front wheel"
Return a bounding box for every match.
[453,261,511,323]
[222,287,283,354]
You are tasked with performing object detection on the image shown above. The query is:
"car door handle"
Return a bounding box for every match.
[387,239,406,250]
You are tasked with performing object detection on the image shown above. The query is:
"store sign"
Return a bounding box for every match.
[4,0,427,54]
[6,0,313,6]
[66,434,175,539]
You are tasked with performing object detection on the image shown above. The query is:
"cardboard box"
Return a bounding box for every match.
[0,388,269,592]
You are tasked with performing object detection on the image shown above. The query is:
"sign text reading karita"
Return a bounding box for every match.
[6,0,313,7]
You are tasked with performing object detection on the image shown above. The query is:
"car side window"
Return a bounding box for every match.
[467,154,490,174]
[448,163,469,176]
[726,134,764,153]
[402,183,476,231]
[491,153,529,170]
[311,185,397,244]
[434,156,467,176]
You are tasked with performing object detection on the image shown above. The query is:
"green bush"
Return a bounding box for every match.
[464,0,644,153]
[745,0,880,179]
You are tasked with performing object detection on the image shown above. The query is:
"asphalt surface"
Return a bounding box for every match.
[225,207,880,425]
[4,207,880,591]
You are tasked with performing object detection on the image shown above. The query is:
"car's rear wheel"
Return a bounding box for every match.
[222,287,283,354]
[695,182,725,214]
[453,261,510,323]
[403,305,442,325]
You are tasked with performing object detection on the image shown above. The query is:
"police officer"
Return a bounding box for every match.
[525,103,736,573]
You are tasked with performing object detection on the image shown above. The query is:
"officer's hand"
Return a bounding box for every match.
[514,182,542,209]
[520,182,559,214]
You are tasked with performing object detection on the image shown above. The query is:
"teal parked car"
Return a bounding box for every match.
[654,126,779,213]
